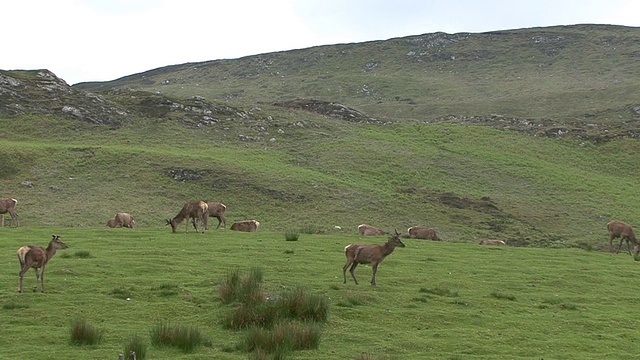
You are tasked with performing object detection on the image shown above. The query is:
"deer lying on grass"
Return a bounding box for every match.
[0,198,19,227]
[106,212,135,228]
[357,224,386,236]
[206,202,227,229]
[607,220,640,256]
[166,201,209,233]
[18,235,68,293]
[230,220,260,232]
[479,239,506,245]
[343,230,405,286]
[408,226,441,240]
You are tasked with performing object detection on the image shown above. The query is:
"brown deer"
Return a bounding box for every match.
[408,226,441,240]
[0,198,19,227]
[357,224,386,236]
[206,202,227,229]
[18,235,68,293]
[106,212,135,228]
[230,220,260,232]
[343,230,405,286]
[479,239,506,245]
[166,201,209,233]
[607,220,640,256]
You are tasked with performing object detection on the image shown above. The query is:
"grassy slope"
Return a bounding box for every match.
[0,228,639,359]
[0,109,638,248]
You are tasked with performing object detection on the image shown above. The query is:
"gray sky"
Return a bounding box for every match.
[3,0,639,84]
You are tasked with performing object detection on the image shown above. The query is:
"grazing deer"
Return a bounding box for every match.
[166,201,209,233]
[607,220,640,256]
[106,212,135,228]
[206,202,227,229]
[343,230,405,286]
[18,235,68,293]
[0,198,19,227]
[357,224,386,236]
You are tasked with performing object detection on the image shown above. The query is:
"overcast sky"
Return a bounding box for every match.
[3,0,639,85]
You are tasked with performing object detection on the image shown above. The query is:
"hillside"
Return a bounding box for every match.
[1,24,640,249]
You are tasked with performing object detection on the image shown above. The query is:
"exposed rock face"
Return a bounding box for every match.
[0,69,127,126]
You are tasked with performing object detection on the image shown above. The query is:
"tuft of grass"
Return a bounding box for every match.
[490,291,517,301]
[69,318,104,346]
[123,334,148,360]
[285,232,299,241]
[150,321,204,353]
[218,267,265,306]
[244,321,322,356]
[419,287,459,298]
[151,283,180,297]
[2,302,30,310]
[275,287,329,323]
[73,250,92,258]
[109,287,133,300]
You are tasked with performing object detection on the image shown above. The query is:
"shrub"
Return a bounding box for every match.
[150,321,203,353]
[69,318,103,346]
[123,334,148,360]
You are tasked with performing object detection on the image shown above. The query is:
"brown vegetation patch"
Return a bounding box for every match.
[273,98,379,123]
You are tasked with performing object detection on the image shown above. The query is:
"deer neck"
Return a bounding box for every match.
[45,243,58,261]
[381,241,398,256]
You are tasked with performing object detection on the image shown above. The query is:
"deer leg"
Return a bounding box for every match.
[18,267,28,293]
[33,268,41,292]
[349,262,359,285]
[342,260,353,284]
[371,263,379,286]
[617,238,625,254]
[39,266,46,293]
[626,239,633,255]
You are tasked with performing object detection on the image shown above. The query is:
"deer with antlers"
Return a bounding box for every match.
[343,230,405,286]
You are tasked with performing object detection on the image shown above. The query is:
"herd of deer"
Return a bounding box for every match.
[3,195,640,292]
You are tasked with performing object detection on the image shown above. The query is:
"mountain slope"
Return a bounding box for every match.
[1,25,639,250]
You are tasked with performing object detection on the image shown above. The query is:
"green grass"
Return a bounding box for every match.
[1,227,640,358]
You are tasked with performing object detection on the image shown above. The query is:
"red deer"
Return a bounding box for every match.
[408,226,441,241]
[358,224,386,236]
[166,201,209,234]
[607,220,640,256]
[479,239,506,246]
[0,198,19,227]
[343,230,405,286]
[230,220,260,232]
[18,235,68,293]
[106,212,135,228]
[205,202,227,229]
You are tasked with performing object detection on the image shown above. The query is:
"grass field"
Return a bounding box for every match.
[1,227,639,359]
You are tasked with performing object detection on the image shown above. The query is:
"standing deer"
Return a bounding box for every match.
[205,202,227,229]
[166,201,209,233]
[0,198,19,227]
[343,230,405,286]
[607,220,640,256]
[18,235,68,293]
